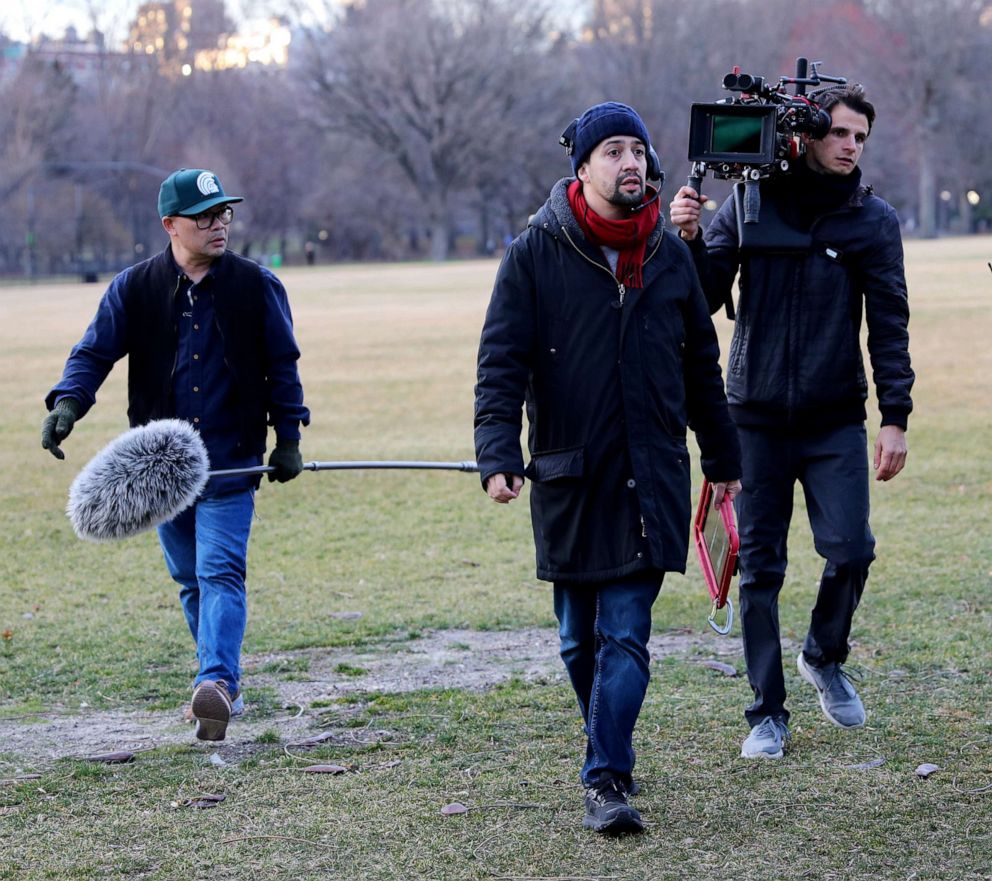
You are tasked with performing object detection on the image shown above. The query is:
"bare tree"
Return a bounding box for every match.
[867,0,992,236]
[3,0,990,277]
[297,0,558,260]
[0,56,77,273]
[577,0,798,198]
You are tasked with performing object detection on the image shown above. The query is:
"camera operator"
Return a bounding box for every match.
[670,85,914,760]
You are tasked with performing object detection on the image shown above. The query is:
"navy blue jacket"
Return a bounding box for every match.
[475,179,741,582]
[691,175,914,432]
[46,247,309,495]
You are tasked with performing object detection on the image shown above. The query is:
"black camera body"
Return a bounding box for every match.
[687,58,847,229]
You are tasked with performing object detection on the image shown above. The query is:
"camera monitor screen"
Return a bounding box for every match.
[711,114,764,155]
[688,103,777,164]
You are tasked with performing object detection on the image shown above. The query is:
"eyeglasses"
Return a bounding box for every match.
[188,205,234,229]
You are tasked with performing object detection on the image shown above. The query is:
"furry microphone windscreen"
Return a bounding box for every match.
[67,419,210,541]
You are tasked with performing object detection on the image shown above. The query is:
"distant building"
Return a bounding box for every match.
[127,0,291,74]
[10,27,151,85]
[128,0,229,63]
[588,0,653,40]
[0,0,294,86]
[0,36,28,86]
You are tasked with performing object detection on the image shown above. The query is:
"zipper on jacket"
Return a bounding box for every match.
[558,223,665,307]
[559,224,627,304]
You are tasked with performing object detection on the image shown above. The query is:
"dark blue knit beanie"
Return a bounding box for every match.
[569,102,651,175]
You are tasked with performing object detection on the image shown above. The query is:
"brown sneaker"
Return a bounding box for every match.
[183,690,242,724]
[191,680,233,741]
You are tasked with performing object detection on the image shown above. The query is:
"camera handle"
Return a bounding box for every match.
[688,161,707,198]
[686,162,761,223]
[742,174,761,224]
[688,161,761,223]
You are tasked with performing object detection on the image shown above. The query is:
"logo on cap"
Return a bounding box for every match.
[196,172,220,196]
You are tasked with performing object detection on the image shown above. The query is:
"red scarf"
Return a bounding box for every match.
[567,179,659,288]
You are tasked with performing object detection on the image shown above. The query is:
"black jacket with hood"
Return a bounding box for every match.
[474,179,741,583]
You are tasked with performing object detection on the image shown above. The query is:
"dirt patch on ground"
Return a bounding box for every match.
[0,627,743,769]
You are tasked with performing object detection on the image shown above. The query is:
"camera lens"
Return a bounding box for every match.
[723,73,740,89]
[737,74,755,91]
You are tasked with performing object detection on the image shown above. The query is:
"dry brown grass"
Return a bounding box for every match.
[1,240,990,881]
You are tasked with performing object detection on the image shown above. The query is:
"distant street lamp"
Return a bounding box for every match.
[966,190,981,206]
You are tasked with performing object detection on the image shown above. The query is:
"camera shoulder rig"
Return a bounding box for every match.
[687,57,847,235]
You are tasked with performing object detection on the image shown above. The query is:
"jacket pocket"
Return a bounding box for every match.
[729,321,749,376]
[524,445,584,483]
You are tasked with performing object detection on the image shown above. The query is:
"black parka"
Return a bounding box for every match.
[691,176,914,432]
[474,179,741,583]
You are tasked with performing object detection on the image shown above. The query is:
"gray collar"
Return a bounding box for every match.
[536,178,666,251]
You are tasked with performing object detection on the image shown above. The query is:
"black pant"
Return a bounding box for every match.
[736,423,876,726]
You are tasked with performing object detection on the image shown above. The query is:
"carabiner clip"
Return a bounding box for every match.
[707,598,734,636]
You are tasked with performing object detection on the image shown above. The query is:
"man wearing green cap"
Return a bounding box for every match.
[42,169,310,742]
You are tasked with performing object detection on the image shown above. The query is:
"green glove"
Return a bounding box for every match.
[267,438,304,483]
[41,398,82,460]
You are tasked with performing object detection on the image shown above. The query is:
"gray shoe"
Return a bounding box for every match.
[797,653,866,729]
[741,715,790,759]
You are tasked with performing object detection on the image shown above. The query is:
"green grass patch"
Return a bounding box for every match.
[1,242,990,878]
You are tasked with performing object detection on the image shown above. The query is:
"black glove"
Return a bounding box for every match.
[41,398,82,460]
[267,438,304,483]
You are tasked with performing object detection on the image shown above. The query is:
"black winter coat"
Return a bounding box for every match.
[692,176,914,432]
[474,179,741,583]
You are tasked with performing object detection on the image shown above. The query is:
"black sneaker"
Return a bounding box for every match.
[582,778,644,835]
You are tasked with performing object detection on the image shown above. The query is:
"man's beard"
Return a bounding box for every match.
[609,175,644,208]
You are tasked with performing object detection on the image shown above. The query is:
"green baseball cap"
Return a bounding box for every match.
[157,168,243,219]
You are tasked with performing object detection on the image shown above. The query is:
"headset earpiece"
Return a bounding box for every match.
[559,119,579,156]
[646,146,663,187]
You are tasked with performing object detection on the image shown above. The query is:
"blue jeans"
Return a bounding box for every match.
[736,424,876,726]
[158,489,255,697]
[553,571,663,788]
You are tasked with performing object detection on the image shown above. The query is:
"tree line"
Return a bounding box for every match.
[1,0,990,276]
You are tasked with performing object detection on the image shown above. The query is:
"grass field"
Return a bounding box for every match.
[0,238,990,879]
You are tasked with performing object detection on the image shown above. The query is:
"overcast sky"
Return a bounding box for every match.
[2,0,589,44]
[0,0,271,43]
[3,1,132,42]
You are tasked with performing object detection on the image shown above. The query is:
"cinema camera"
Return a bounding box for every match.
[687,57,847,225]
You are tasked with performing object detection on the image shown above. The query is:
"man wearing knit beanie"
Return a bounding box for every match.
[475,104,741,834]
[566,102,652,177]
